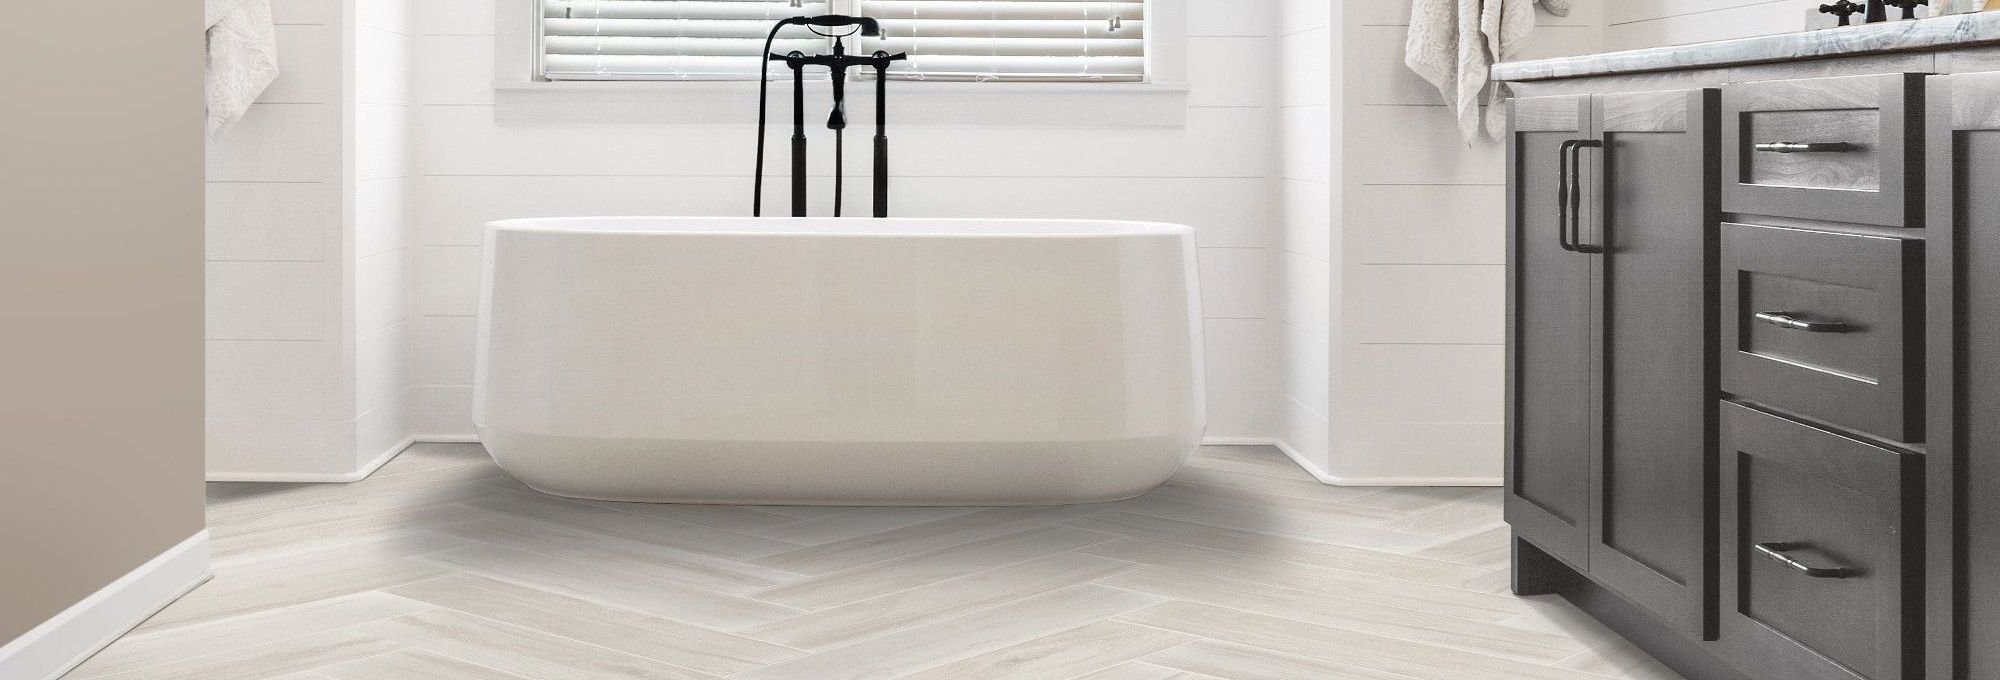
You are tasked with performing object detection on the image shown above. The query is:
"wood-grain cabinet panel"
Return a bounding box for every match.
[1506,89,1718,640]
[1925,70,2000,680]
[1721,74,1925,228]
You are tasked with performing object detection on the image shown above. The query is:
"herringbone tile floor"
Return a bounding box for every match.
[67,444,1685,680]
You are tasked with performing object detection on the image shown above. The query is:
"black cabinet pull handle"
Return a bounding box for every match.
[1754,311,1852,333]
[1754,542,1859,578]
[1753,142,1857,154]
[1567,139,1604,254]
[1557,140,1578,253]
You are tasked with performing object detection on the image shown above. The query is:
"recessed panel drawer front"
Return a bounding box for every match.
[1722,74,1922,227]
[1721,223,1923,441]
[1719,403,1921,680]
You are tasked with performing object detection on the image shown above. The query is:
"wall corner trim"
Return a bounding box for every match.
[0,530,211,680]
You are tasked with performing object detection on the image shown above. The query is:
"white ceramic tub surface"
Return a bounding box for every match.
[475,217,1205,505]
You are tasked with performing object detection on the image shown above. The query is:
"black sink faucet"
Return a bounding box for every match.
[1820,0,1866,25]
[1822,0,1924,25]
[1886,0,1928,19]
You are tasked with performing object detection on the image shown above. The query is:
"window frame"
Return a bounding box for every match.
[493,0,1190,127]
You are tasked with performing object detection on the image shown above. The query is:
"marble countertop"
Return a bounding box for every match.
[1493,11,2000,81]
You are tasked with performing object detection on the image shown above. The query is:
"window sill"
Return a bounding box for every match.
[491,80,1191,128]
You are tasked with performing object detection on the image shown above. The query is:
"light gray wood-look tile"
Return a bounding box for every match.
[91,629,401,680]
[1100,567,1591,663]
[1070,661,1224,680]
[751,505,1103,575]
[136,545,450,633]
[1082,538,1533,622]
[735,585,1166,680]
[438,515,802,594]
[1067,512,1490,585]
[462,489,803,560]
[98,445,1670,680]
[1378,491,1508,539]
[749,506,984,546]
[893,620,1191,680]
[1103,490,1444,554]
[417,544,803,631]
[746,552,1134,650]
[1416,525,1515,568]
[1123,601,1616,680]
[1144,639,1409,680]
[315,648,535,680]
[388,574,802,676]
[357,609,720,680]
[71,593,430,679]
[752,525,1119,611]
[571,499,803,534]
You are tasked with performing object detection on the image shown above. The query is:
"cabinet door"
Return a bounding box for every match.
[1590,89,1719,639]
[1507,94,1595,568]
[1926,71,2000,680]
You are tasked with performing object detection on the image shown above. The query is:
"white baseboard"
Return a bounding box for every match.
[1341,476,1502,487]
[402,433,1495,486]
[1271,438,1343,484]
[0,531,211,680]
[1271,439,1499,487]
[410,434,481,444]
[1200,437,1276,447]
[206,437,417,483]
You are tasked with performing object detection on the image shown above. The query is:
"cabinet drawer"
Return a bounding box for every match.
[1721,223,1923,441]
[1722,73,1923,227]
[1719,402,1921,680]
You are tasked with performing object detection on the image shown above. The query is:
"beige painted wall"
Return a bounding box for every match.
[0,1,205,642]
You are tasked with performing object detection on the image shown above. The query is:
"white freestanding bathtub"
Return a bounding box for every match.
[474,217,1205,506]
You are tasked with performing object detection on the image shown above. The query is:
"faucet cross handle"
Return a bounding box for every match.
[1886,0,1928,19]
[1819,0,1866,25]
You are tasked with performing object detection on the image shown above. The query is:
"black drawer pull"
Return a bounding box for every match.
[1753,142,1857,154]
[1755,542,1858,578]
[1754,311,1851,333]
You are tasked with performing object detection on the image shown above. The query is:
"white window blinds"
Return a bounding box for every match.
[539,0,1147,82]
[853,1,1144,81]
[541,0,834,80]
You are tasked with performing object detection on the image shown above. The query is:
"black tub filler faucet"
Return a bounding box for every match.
[750,15,908,219]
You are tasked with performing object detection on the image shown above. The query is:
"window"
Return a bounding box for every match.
[538,0,1146,82]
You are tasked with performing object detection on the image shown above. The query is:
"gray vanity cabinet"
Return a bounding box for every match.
[1506,93,1595,569]
[1499,33,2000,680]
[1506,89,1719,639]
[1925,71,2000,680]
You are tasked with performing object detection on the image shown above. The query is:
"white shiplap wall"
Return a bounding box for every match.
[1606,0,1816,50]
[206,0,418,479]
[1275,0,1335,475]
[206,0,351,477]
[354,0,419,462]
[1273,0,1605,483]
[407,0,1286,442]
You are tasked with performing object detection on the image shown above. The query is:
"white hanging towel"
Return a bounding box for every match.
[1404,0,1569,142]
[205,0,280,138]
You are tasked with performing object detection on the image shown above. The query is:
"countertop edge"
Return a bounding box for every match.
[1493,12,2000,82]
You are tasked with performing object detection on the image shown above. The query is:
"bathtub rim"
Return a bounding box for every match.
[484,215,1198,239]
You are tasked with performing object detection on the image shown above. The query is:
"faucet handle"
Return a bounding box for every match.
[1819,0,1866,25]
[1886,0,1928,18]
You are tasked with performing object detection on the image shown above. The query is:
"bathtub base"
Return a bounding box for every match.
[479,428,1194,506]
